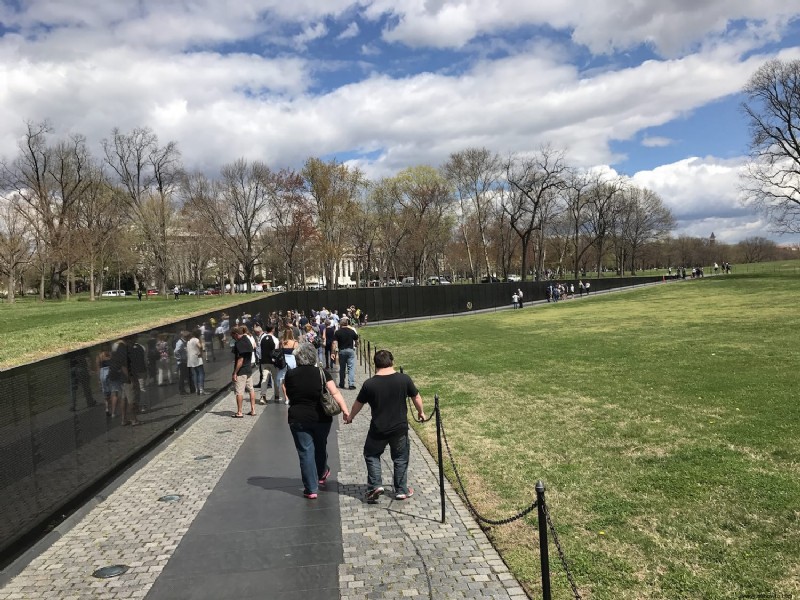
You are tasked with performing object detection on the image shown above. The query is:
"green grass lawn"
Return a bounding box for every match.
[361,273,800,599]
[0,294,262,369]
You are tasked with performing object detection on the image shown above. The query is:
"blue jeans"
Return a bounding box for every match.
[275,366,288,399]
[289,421,332,494]
[191,365,205,391]
[364,431,410,495]
[338,348,356,387]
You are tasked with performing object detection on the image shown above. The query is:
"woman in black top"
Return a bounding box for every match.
[283,342,349,499]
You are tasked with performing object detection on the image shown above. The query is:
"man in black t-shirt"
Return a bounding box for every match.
[346,349,425,502]
[333,317,359,389]
[231,326,256,417]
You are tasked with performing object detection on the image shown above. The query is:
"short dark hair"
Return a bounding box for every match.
[374,349,393,369]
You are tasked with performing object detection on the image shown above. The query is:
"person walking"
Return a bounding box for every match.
[277,327,299,404]
[231,326,256,417]
[173,285,180,300]
[175,331,195,395]
[283,342,349,499]
[258,324,282,404]
[345,349,425,502]
[333,317,358,389]
[187,328,205,395]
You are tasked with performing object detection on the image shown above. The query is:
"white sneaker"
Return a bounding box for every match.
[284,399,290,405]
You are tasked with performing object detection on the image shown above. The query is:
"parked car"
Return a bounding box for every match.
[187,289,200,295]
[205,288,221,295]
[401,277,417,286]
[146,289,159,296]
[387,278,398,286]
[101,289,126,297]
[480,276,501,283]
[506,274,521,282]
[427,276,451,285]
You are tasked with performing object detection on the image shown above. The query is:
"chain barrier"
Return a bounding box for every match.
[389,361,581,598]
[439,416,538,526]
[544,502,582,600]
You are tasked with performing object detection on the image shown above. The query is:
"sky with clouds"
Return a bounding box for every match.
[1,1,799,243]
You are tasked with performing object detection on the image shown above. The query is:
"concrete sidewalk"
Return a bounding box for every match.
[0,359,528,600]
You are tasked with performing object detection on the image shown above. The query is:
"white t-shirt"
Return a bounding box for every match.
[187,337,203,367]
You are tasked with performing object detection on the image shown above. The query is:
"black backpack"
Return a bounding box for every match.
[272,347,287,370]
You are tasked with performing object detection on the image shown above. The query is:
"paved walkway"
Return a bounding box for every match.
[0,360,529,599]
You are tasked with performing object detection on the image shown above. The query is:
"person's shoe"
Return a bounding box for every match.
[365,487,384,503]
[258,397,267,405]
[254,383,261,388]
[284,399,290,405]
[318,468,331,485]
[339,384,346,389]
[348,385,357,390]
[395,487,414,501]
[303,491,318,499]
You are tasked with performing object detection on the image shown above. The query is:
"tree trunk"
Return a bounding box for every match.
[8,268,15,303]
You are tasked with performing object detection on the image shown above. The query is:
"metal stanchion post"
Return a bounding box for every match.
[435,394,445,523]
[536,481,551,600]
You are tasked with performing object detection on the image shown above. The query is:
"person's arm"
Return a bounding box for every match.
[410,393,425,421]
[326,380,350,421]
[232,356,243,382]
[345,400,365,424]
[282,382,288,404]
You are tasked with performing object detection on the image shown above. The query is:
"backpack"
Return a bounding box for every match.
[254,333,265,362]
[271,347,286,370]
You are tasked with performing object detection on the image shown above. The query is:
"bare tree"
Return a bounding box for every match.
[103,127,182,294]
[0,122,93,298]
[76,169,125,300]
[617,186,675,274]
[266,169,313,289]
[389,166,454,282]
[584,173,626,277]
[564,170,595,278]
[183,159,272,293]
[443,147,501,281]
[737,236,778,263]
[741,59,800,234]
[0,195,34,302]
[303,157,366,289]
[503,146,568,280]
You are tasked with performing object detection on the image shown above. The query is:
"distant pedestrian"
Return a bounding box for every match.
[173,285,180,300]
[231,326,256,417]
[517,288,524,308]
[345,349,425,502]
[137,288,142,301]
[333,317,359,389]
[511,291,519,309]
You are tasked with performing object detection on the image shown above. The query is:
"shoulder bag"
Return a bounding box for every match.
[319,367,341,416]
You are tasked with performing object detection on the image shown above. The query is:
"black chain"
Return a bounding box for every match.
[407,398,435,423]
[439,417,538,526]
[544,501,582,600]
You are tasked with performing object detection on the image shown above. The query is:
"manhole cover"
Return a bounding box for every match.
[158,494,182,503]
[92,565,129,579]
[194,455,213,461]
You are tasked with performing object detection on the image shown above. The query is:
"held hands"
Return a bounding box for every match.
[343,413,353,425]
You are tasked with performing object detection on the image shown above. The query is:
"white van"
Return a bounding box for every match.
[401,277,417,286]
[101,289,126,297]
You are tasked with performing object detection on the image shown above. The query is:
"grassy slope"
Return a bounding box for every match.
[362,273,800,599]
[0,294,260,370]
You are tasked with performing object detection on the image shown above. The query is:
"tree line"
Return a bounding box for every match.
[0,122,791,302]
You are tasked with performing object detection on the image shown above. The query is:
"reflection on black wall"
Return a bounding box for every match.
[0,276,661,560]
